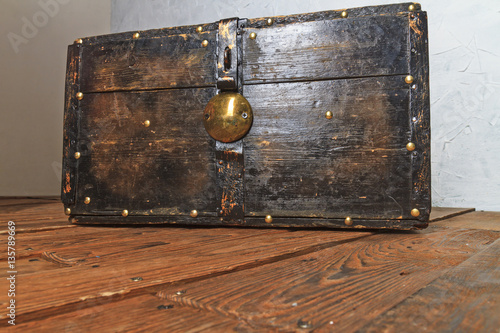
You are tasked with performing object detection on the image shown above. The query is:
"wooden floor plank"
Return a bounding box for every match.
[0,225,284,261]
[432,211,500,231]
[10,295,251,332]
[429,207,475,222]
[0,197,59,207]
[358,238,500,333]
[0,202,72,234]
[152,226,499,332]
[0,226,371,323]
[2,199,497,331]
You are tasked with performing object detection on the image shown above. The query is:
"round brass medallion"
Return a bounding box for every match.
[203,92,253,143]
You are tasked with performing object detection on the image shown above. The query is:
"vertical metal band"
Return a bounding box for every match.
[409,11,431,220]
[61,43,82,206]
[214,18,246,221]
[217,18,239,91]
[215,142,245,221]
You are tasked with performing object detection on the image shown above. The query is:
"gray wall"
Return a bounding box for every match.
[0,0,111,196]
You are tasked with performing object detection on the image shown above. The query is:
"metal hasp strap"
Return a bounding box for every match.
[215,18,246,221]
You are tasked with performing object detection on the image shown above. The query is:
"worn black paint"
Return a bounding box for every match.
[62,3,430,230]
[73,88,218,216]
[61,44,81,205]
[243,77,412,219]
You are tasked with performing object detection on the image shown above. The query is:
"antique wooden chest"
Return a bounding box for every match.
[61,2,430,230]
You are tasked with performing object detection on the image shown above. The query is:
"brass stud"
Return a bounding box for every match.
[84,197,91,205]
[196,26,203,33]
[411,208,420,217]
[144,120,151,127]
[190,210,198,218]
[133,32,140,39]
[249,32,257,40]
[265,215,273,223]
[201,40,208,47]
[344,217,353,226]
[325,111,333,119]
[341,11,348,18]
[406,142,416,151]
[122,210,129,217]
[74,38,83,44]
[65,208,71,215]
[76,92,83,100]
[266,18,274,26]
[74,152,81,159]
[408,4,415,11]
[405,75,414,84]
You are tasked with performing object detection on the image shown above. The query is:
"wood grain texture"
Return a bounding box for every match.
[0,202,73,234]
[12,295,249,332]
[0,218,284,261]
[243,14,409,84]
[433,211,500,231]
[243,76,412,219]
[0,222,369,322]
[80,30,217,92]
[74,88,217,216]
[155,226,499,332]
[1,199,498,331]
[246,3,421,28]
[359,238,500,333]
[429,207,475,222]
[0,197,59,207]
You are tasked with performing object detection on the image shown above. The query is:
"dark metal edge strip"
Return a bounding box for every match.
[71,215,427,230]
[61,44,81,208]
[409,11,431,221]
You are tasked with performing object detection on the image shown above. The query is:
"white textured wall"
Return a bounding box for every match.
[108,0,498,211]
[0,0,111,196]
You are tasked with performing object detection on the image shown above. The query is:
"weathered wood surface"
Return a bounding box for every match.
[62,3,430,230]
[246,3,421,28]
[0,200,369,322]
[244,77,413,219]
[429,207,475,222]
[0,197,58,207]
[359,238,500,333]
[0,201,74,234]
[0,200,499,331]
[13,295,249,332]
[75,88,217,216]
[80,30,217,92]
[433,211,500,231]
[244,14,409,84]
[154,227,498,332]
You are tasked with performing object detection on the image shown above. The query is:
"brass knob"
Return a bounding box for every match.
[203,92,253,143]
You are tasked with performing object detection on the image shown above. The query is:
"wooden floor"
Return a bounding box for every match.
[0,198,499,332]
